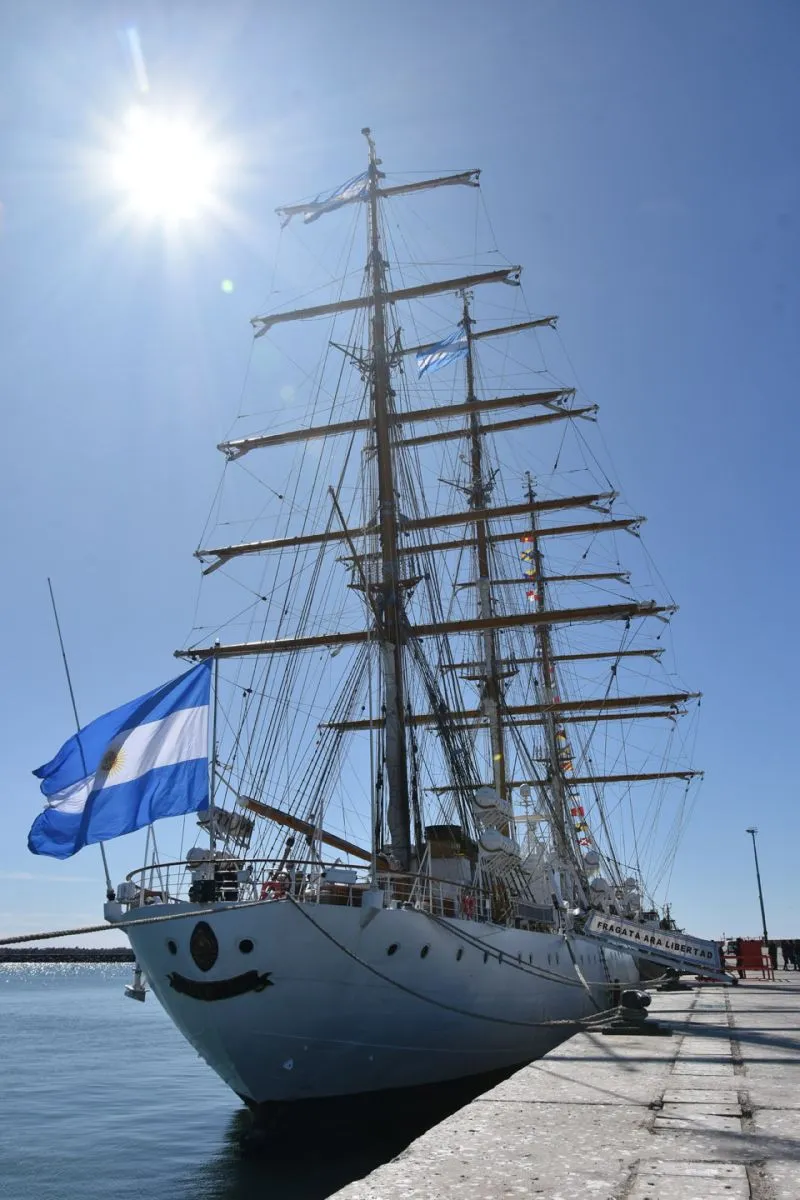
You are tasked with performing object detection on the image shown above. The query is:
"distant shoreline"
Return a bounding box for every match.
[0,948,134,963]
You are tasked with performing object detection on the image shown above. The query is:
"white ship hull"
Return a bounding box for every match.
[122,898,638,1105]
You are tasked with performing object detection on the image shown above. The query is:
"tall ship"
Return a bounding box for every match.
[41,130,715,1114]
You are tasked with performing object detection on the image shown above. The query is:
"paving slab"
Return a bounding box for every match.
[628,1178,749,1200]
[767,1160,800,1200]
[331,978,800,1200]
[652,1109,742,1133]
[660,1089,740,1105]
[671,1061,735,1075]
[659,1100,742,1117]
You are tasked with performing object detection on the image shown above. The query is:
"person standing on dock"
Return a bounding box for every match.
[781,940,794,970]
[735,938,746,980]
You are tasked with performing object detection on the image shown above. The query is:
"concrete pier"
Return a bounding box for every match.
[332,977,800,1199]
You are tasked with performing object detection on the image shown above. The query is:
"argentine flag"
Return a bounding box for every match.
[28,662,212,860]
[416,329,468,377]
[276,171,369,228]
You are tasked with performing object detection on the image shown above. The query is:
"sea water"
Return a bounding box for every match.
[0,964,424,1200]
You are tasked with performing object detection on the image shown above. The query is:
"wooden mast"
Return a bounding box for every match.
[462,291,507,806]
[363,127,412,870]
[523,472,572,863]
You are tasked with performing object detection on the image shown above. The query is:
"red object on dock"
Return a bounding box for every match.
[729,939,774,980]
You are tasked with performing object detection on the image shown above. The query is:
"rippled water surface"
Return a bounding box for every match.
[0,964,438,1200]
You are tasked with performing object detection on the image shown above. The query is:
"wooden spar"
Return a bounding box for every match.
[176,600,675,661]
[472,317,558,341]
[321,691,699,732]
[401,315,558,359]
[395,406,597,449]
[525,770,703,786]
[217,389,572,460]
[529,649,665,663]
[250,265,521,337]
[195,492,614,568]
[427,770,703,792]
[454,571,631,589]
[205,512,637,575]
[275,170,481,224]
[338,516,646,563]
[542,572,630,584]
[443,710,686,732]
[441,647,664,671]
[380,390,572,427]
[377,171,481,198]
[240,798,371,862]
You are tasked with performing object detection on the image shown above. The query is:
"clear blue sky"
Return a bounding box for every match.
[1,0,798,944]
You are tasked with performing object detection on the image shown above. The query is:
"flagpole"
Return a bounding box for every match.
[46,579,115,899]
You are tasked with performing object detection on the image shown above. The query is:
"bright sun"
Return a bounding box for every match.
[110,107,220,221]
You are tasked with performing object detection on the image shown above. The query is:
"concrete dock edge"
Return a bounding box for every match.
[331,978,800,1199]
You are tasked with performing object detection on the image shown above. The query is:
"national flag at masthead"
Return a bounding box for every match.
[415,329,469,376]
[275,172,369,228]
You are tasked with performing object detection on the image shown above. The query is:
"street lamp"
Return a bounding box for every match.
[746,827,769,945]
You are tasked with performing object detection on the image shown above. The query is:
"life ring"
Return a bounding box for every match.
[260,878,287,900]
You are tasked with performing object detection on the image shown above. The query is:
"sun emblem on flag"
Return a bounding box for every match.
[100,745,126,776]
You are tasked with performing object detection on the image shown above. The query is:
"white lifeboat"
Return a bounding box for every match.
[479,829,519,857]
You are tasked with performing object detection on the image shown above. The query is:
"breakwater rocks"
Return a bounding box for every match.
[0,947,134,963]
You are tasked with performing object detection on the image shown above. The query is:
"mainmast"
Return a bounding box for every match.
[363,128,412,870]
[523,471,572,863]
[461,292,507,806]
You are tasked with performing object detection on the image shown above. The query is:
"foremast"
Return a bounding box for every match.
[362,128,412,869]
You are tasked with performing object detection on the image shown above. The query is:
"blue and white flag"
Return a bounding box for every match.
[28,662,212,860]
[416,329,469,377]
[276,172,369,228]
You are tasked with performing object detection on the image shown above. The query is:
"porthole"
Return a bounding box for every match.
[239,938,254,955]
[387,943,399,956]
[167,939,177,955]
[456,948,464,961]
[420,945,430,959]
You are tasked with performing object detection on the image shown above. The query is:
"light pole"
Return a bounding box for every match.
[746,827,769,946]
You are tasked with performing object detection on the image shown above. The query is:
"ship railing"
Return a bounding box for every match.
[121,858,488,921]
